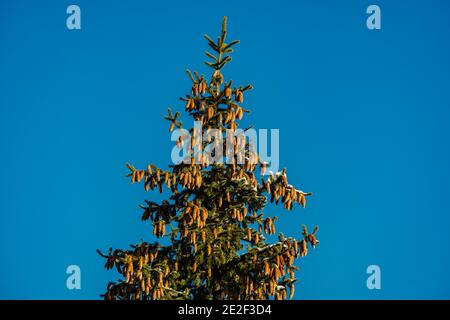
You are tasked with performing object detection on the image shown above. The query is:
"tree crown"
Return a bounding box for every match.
[98,17,319,300]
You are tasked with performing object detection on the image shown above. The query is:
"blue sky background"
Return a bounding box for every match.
[1,0,450,299]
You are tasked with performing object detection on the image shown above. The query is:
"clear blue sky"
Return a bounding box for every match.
[1,0,450,299]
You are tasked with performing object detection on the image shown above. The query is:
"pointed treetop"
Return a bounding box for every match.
[222,16,227,33]
[203,16,240,71]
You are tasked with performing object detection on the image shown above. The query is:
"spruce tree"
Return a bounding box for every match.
[98,17,319,300]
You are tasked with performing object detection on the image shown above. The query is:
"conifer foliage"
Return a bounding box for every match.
[98,17,319,300]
